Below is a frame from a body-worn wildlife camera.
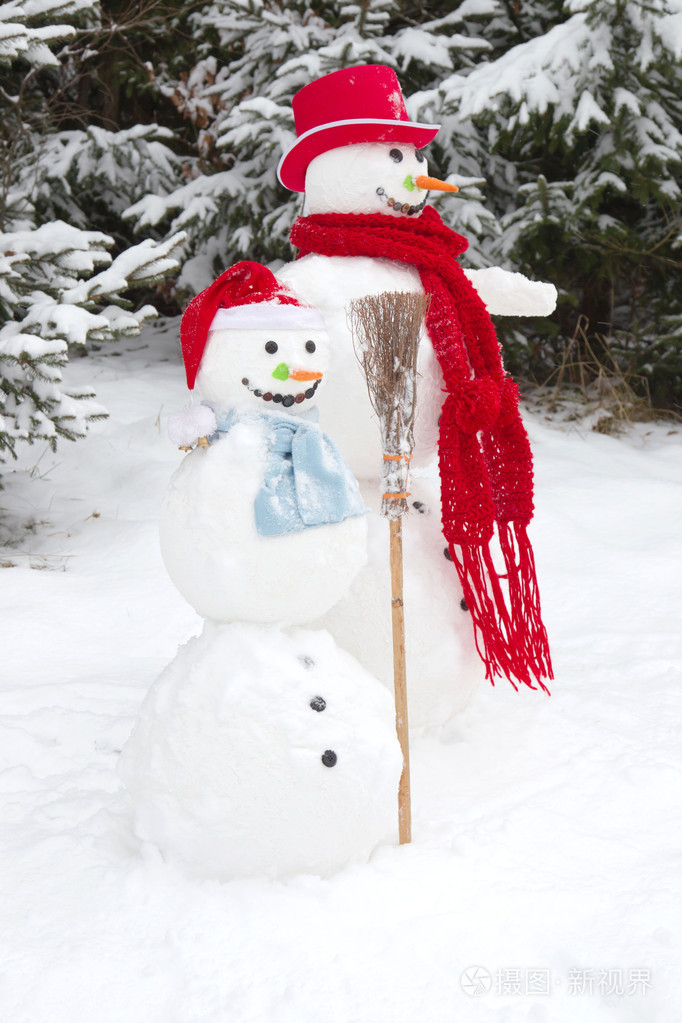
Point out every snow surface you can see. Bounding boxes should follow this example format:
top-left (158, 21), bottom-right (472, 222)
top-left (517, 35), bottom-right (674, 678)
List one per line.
top-left (1, 319), bottom-right (681, 1021)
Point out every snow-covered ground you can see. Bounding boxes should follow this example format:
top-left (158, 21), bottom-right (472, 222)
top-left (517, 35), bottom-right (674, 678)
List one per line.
top-left (1, 321), bottom-right (681, 1022)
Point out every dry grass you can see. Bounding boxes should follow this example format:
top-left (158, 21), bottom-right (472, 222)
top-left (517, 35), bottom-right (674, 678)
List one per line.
top-left (527, 316), bottom-right (681, 434)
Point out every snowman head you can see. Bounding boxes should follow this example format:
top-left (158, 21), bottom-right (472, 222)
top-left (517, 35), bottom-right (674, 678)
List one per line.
top-left (196, 324), bottom-right (329, 413)
top-left (181, 262), bottom-right (329, 412)
top-left (278, 64), bottom-right (458, 216)
top-left (304, 141), bottom-right (435, 217)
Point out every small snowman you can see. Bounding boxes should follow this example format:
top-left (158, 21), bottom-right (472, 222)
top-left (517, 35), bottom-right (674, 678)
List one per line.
top-left (159, 261), bottom-right (368, 626)
top-left (273, 65), bottom-right (554, 719)
top-left (119, 622), bottom-right (402, 881)
top-left (121, 263), bottom-right (404, 881)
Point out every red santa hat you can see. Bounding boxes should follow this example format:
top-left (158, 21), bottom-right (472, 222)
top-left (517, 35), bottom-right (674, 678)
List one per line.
top-left (278, 64), bottom-right (440, 193)
top-left (180, 261), bottom-right (326, 389)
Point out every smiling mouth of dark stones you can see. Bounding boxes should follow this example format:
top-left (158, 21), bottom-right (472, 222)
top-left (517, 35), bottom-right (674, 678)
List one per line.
top-left (241, 377), bottom-right (321, 408)
top-left (376, 188), bottom-right (427, 216)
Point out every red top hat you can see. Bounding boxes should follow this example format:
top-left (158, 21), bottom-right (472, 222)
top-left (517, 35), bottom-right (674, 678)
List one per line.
top-left (277, 64), bottom-right (440, 193)
top-left (180, 261), bottom-right (325, 389)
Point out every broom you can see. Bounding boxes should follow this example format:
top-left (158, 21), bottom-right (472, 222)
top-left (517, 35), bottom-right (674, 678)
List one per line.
top-left (347, 290), bottom-right (430, 845)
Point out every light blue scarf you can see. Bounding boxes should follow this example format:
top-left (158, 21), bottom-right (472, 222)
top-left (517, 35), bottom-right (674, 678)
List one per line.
top-left (210, 407), bottom-right (367, 537)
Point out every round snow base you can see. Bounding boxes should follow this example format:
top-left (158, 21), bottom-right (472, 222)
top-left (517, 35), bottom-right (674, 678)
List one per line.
top-left (119, 622), bottom-right (402, 881)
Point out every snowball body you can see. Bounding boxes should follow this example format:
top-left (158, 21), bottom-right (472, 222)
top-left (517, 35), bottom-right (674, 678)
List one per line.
top-left (119, 623), bottom-right (402, 881)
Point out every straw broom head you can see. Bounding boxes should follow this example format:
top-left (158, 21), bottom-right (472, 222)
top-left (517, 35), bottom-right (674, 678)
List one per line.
top-left (348, 290), bottom-right (430, 518)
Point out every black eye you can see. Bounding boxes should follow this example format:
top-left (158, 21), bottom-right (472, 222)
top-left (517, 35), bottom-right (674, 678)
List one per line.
top-left (310, 696), bottom-right (326, 712)
top-left (389, 148), bottom-right (403, 163)
top-left (321, 750), bottom-right (337, 767)
top-left (415, 149), bottom-right (425, 163)
top-left (264, 340), bottom-right (278, 354)
top-left (305, 340), bottom-right (316, 354)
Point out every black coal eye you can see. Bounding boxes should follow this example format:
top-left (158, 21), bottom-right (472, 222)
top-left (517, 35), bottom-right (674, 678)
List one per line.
top-left (310, 696), bottom-right (326, 712)
top-left (305, 340), bottom-right (316, 353)
top-left (321, 750), bottom-right (337, 767)
top-left (415, 149), bottom-right (425, 163)
top-left (264, 340), bottom-right (278, 354)
top-left (389, 148), bottom-right (403, 163)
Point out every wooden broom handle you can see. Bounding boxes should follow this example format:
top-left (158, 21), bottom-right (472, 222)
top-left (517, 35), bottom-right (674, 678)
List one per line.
top-left (390, 516), bottom-right (411, 844)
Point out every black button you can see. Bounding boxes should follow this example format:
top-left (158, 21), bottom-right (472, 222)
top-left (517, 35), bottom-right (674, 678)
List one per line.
top-left (321, 750), bottom-right (337, 768)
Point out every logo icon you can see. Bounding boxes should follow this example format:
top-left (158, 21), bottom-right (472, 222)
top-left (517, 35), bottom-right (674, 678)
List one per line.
top-left (461, 966), bottom-right (493, 997)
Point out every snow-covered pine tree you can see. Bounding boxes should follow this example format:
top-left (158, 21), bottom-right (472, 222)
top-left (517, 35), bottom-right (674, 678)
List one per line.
top-left (0, 0), bottom-right (185, 464)
top-left (425, 0), bottom-right (682, 406)
top-left (125, 0), bottom-right (494, 290)
top-left (122, 0), bottom-right (682, 407)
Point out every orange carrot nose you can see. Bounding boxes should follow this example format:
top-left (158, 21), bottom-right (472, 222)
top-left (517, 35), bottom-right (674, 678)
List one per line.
top-left (289, 369), bottom-right (323, 382)
top-left (415, 175), bottom-right (459, 193)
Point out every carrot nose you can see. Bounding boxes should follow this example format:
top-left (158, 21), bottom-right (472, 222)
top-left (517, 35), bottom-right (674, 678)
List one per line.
top-left (415, 175), bottom-right (459, 193)
top-left (289, 369), bottom-right (323, 382)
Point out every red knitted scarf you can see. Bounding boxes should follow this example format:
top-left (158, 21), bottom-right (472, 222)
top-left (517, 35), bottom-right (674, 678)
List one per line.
top-left (291, 206), bottom-right (552, 692)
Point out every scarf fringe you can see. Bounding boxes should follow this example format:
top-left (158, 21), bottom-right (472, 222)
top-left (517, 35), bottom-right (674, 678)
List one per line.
top-left (449, 522), bottom-right (553, 693)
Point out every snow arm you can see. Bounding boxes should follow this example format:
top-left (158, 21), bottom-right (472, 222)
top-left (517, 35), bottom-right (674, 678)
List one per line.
top-left (464, 267), bottom-right (557, 317)
top-left (167, 404), bottom-right (217, 449)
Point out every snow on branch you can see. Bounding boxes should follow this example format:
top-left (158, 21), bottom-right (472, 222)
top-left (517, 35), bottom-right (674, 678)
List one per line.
top-left (0, 219), bottom-right (184, 460)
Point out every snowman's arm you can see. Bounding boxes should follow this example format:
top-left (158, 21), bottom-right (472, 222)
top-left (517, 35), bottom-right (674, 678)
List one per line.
top-left (464, 267), bottom-right (557, 317)
top-left (167, 404), bottom-right (218, 449)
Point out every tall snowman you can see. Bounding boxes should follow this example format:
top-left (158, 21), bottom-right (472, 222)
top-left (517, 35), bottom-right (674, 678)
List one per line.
top-left (275, 65), bottom-right (555, 720)
top-left (120, 262), bottom-right (403, 881)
